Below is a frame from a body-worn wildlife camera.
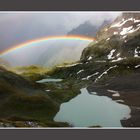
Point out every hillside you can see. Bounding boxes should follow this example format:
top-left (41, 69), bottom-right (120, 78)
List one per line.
top-left (53, 13), bottom-right (140, 79)
top-left (67, 20), bottom-right (111, 37)
top-left (0, 66), bottom-right (71, 127)
top-left (1, 12), bottom-right (140, 127)
top-left (50, 13), bottom-right (140, 127)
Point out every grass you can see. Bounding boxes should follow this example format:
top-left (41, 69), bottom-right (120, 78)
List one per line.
top-left (11, 65), bottom-right (49, 81)
top-left (11, 63), bottom-right (78, 81)
top-left (2, 56), bottom-right (140, 127)
top-left (0, 66), bottom-right (87, 127)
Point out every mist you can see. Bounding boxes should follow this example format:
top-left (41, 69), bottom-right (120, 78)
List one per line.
top-left (1, 39), bottom-right (92, 67)
top-left (0, 12), bottom-right (122, 67)
top-left (0, 12), bottom-right (121, 52)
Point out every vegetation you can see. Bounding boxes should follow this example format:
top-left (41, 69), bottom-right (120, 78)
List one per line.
top-left (11, 65), bottom-right (49, 81)
top-left (1, 13), bottom-right (140, 127)
top-left (0, 66), bottom-right (87, 127)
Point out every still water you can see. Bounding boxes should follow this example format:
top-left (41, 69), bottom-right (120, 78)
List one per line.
top-left (54, 88), bottom-right (131, 127)
top-left (36, 78), bottom-right (63, 83)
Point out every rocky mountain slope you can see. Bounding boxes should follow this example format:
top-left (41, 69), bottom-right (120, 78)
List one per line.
top-left (53, 13), bottom-right (140, 87)
top-left (67, 20), bottom-right (111, 37)
top-left (81, 13), bottom-right (140, 62)
top-left (0, 65), bottom-right (83, 127)
top-left (96, 13), bottom-right (140, 41)
top-left (0, 66), bottom-right (71, 127)
top-left (51, 13), bottom-right (140, 127)
top-left (1, 12), bottom-right (140, 127)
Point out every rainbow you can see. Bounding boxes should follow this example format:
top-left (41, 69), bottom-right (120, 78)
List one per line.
top-left (0, 35), bottom-right (95, 56)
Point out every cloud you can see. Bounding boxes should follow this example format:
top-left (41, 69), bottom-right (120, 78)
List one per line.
top-left (1, 39), bottom-right (91, 67)
top-left (67, 12), bottom-right (121, 27)
top-left (0, 12), bottom-right (121, 52)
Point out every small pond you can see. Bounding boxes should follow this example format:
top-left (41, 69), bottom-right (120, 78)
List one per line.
top-left (54, 88), bottom-right (131, 127)
top-left (36, 78), bottom-right (63, 83)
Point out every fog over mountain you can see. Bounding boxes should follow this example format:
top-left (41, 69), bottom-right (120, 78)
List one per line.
top-left (1, 39), bottom-right (91, 67)
top-left (0, 12), bottom-right (121, 67)
top-left (67, 20), bottom-right (111, 37)
top-left (0, 12), bottom-right (121, 52)
top-left (1, 12), bottom-right (140, 128)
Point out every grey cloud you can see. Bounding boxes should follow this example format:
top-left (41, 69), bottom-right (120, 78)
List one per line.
top-left (0, 12), bottom-right (121, 52)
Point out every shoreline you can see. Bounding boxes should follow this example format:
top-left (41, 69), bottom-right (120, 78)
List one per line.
top-left (87, 76), bottom-right (140, 127)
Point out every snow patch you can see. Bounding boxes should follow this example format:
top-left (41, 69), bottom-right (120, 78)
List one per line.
top-left (127, 26), bottom-right (140, 34)
top-left (105, 28), bottom-right (108, 31)
top-left (120, 25), bottom-right (140, 35)
top-left (95, 65), bottom-right (118, 82)
top-left (90, 92), bottom-right (97, 95)
top-left (46, 90), bottom-right (51, 92)
top-left (107, 49), bottom-right (116, 60)
top-left (134, 46), bottom-right (140, 57)
top-left (88, 56), bottom-right (92, 61)
top-left (95, 60), bottom-right (106, 63)
top-left (137, 24), bottom-right (140, 27)
top-left (134, 19), bottom-right (140, 23)
top-left (116, 53), bottom-right (121, 57)
top-left (107, 89), bottom-right (120, 97)
top-left (77, 69), bottom-right (84, 74)
top-left (113, 32), bottom-right (118, 35)
top-left (135, 65), bottom-right (140, 68)
top-left (111, 57), bottom-right (126, 62)
top-left (82, 72), bottom-right (99, 80)
top-left (116, 100), bottom-right (124, 103)
top-left (122, 35), bottom-right (127, 39)
top-left (65, 63), bottom-right (82, 67)
top-left (120, 26), bottom-right (133, 35)
top-left (111, 18), bottom-right (137, 28)
top-left (81, 78), bottom-right (87, 80)
top-left (106, 38), bottom-right (110, 41)
top-left (112, 93), bottom-right (120, 97)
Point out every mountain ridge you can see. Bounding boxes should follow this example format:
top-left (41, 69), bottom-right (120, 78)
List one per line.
top-left (67, 20), bottom-right (111, 37)
top-left (1, 12), bottom-right (140, 127)
top-left (49, 13), bottom-right (140, 127)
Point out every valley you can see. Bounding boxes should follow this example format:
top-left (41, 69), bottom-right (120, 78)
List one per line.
top-left (0, 12), bottom-right (140, 127)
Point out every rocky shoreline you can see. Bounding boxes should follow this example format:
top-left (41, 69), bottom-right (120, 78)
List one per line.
top-left (87, 73), bottom-right (140, 127)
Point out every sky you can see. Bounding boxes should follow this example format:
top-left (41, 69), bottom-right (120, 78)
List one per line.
top-left (0, 12), bottom-right (121, 53)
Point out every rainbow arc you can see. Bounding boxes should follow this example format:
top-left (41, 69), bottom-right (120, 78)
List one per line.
top-left (0, 35), bottom-right (95, 56)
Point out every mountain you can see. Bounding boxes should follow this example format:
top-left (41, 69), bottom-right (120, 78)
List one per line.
top-left (0, 66), bottom-right (71, 127)
top-left (0, 65), bottom-right (81, 127)
top-left (96, 13), bottom-right (140, 41)
top-left (51, 13), bottom-right (140, 127)
top-left (1, 12), bottom-right (140, 127)
top-left (52, 13), bottom-right (140, 79)
top-left (67, 20), bottom-right (111, 37)
top-left (1, 20), bottom-right (112, 67)
top-left (81, 13), bottom-right (140, 62)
